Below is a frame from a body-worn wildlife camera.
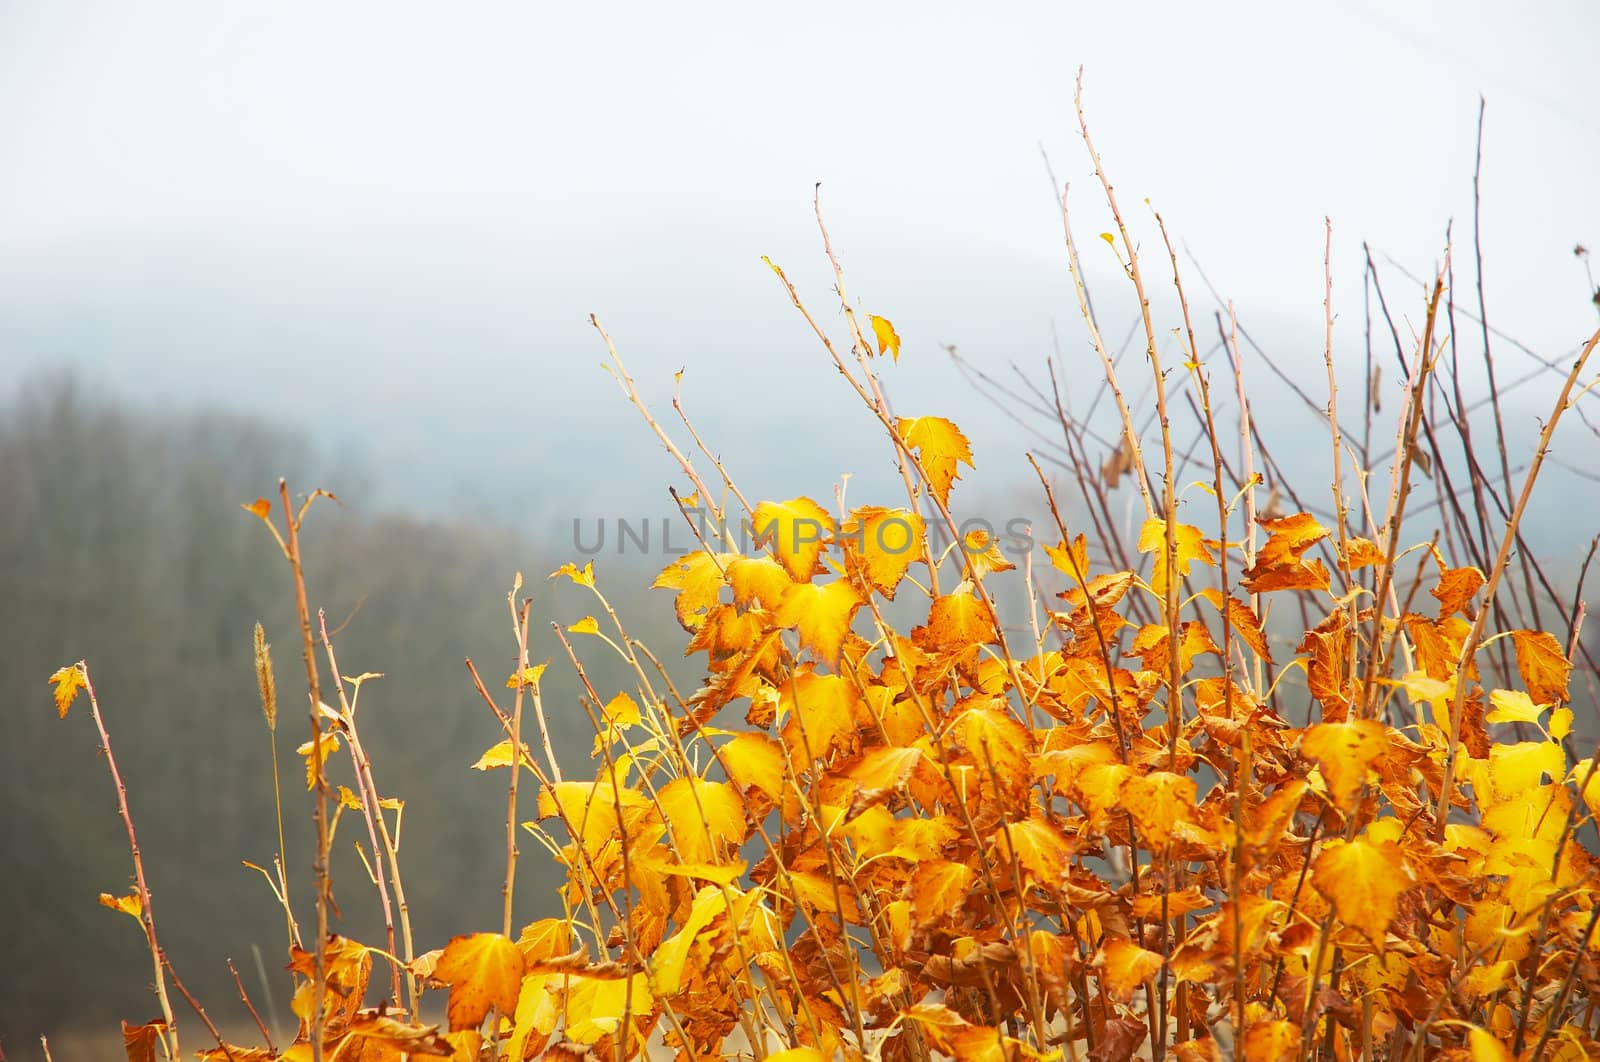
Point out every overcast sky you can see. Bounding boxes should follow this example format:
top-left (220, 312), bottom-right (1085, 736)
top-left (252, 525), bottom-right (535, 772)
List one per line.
top-left (1, 1), bottom-right (1596, 527)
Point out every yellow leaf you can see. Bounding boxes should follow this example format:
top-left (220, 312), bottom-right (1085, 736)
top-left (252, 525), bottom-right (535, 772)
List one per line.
top-left (296, 731), bottom-right (342, 789)
top-left (1486, 740), bottom-right (1565, 803)
top-left (896, 416), bottom-right (974, 507)
top-left (568, 616), bottom-right (601, 635)
top-left (847, 745), bottom-right (924, 795)
top-left (839, 506), bottom-right (925, 597)
top-left (49, 663), bottom-right (85, 718)
top-left (720, 732), bottom-right (788, 800)
top-left (1313, 837), bottom-right (1412, 945)
top-left (1121, 771), bottom-right (1198, 848)
top-left (653, 550), bottom-right (730, 631)
top-left (753, 497), bottom-right (835, 582)
top-left (562, 971), bottom-right (653, 1044)
top-left (725, 555), bottom-right (794, 611)
top-left (471, 741), bottom-right (516, 771)
top-left (505, 664), bottom-right (548, 690)
top-left (242, 497), bottom-right (273, 520)
top-left (1136, 519), bottom-right (1216, 596)
top-left (656, 776), bottom-right (746, 864)
top-left (99, 890), bottom-right (143, 920)
top-left (652, 886), bottom-right (734, 996)
top-left (550, 561), bottom-right (595, 587)
top-left (996, 815), bottom-right (1076, 889)
top-left (434, 932), bottom-right (525, 1031)
top-left (1467, 1026), bottom-right (1512, 1062)
top-left (1486, 688), bottom-right (1546, 726)
top-left (921, 589), bottom-right (996, 653)
top-left (868, 314), bottom-right (902, 361)
top-left (1300, 719), bottom-right (1387, 811)
top-left (777, 578), bottom-right (862, 666)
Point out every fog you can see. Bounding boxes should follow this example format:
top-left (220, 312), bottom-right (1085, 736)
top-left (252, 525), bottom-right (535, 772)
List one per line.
top-left (2, 1), bottom-right (1598, 1051)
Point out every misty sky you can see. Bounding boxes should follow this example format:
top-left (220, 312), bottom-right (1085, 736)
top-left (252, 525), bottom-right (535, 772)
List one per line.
top-left (1, 1), bottom-right (1597, 533)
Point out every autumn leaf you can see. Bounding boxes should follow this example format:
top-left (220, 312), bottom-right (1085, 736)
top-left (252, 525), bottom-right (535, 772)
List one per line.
top-left (471, 741), bottom-right (517, 771)
top-left (839, 506), bottom-right (925, 597)
top-left (1241, 1021), bottom-right (1300, 1062)
top-left (1313, 837), bottom-right (1412, 945)
top-left (1095, 936), bottom-right (1164, 1002)
top-left (726, 555), bottom-right (794, 611)
top-left (656, 775), bottom-right (746, 863)
top-left (868, 314), bottom-right (902, 361)
top-left (1120, 771), bottom-right (1198, 848)
top-left (910, 859), bottom-right (976, 923)
top-left (753, 497), bottom-right (835, 582)
top-left (920, 588), bottom-right (996, 653)
top-left (1486, 688), bottom-right (1546, 726)
top-left (49, 663), bottom-right (85, 718)
top-left (1300, 719), bottom-right (1387, 811)
top-left (99, 890), bottom-right (143, 921)
top-left (896, 416), bottom-right (974, 507)
top-left (1199, 589), bottom-right (1272, 664)
top-left (550, 561), bottom-right (596, 588)
top-left (123, 1020), bottom-right (168, 1062)
top-left (1511, 629), bottom-right (1571, 705)
top-left (653, 550), bottom-right (729, 631)
top-left (506, 663), bottom-right (548, 690)
top-left (720, 732), bottom-right (788, 800)
top-left (1136, 518), bottom-right (1215, 596)
top-left (776, 578), bottom-right (862, 666)
top-left (296, 731), bottom-right (342, 789)
top-left (434, 932), bottom-right (526, 1031)
top-left (995, 815), bottom-right (1076, 890)
top-left (1242, 511), bottom-right (1330, 593)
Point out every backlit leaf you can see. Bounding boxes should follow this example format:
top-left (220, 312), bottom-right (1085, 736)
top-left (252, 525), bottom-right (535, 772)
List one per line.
top-left (49, 663), bottom-right (84, 718)
top-left (434, 932), bottom-right (525, 1031)
top-left (896, 416), bottom-right (974, 508)
top-left (753, 497), bottom-right (835, 582)
top-left (1301, 719), bottom-right (1387, 811)
top-left (1313, 837), bottom-right (1412, 945)
top-left (869, 314), bottom-right (902, 361)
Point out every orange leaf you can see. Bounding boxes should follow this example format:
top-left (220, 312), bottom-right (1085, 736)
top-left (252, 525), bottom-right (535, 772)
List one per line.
top-left (896, 416), bottom-right (974, 508)
top-left (1241, 1020), bottom-right (1300, 1062)
top-left (1242, 512), bottom-right (1330, 593)
top-left (726, 555), bottom-right (794, 611)
top-left (839, 506), bottom-right (926, 597)
top-left (910, 859), bottom-right (976, 923)
top-left (776, 578), bottom-right (862, 666)
top-left (434, 932), bottom-right (526, 1031)
top-left (753, 497), bottom-right (835, 582)
top-left (921, 590), bottom-right (996, 653)
top-left (1095, 936), bottom-right (1163, 1002)
top-left (1300, 719), bottom-right (1387, 811)
top-left (721, 732), bottom-right (788, 800)
top-left (1511, 629), bottom-right (1571, 705)
top-left (99, 890), bottom-right (143, 921)
top-left (123, 1020), bottom-right (168, 1062)
top-left (1120, 771), bottom-right (1198, 848)
top-left (653, 550), bottom-right (729, 631)
top-left (1312, 837), bottom-right (1412, 945)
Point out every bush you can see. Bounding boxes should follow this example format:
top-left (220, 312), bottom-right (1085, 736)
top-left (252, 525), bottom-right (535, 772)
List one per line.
top-left (47, 87), bottom-right (1600, 1062)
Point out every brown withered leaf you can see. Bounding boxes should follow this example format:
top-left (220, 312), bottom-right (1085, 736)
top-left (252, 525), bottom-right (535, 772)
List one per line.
top-left (123, 1020), bottom-right (168, 1062)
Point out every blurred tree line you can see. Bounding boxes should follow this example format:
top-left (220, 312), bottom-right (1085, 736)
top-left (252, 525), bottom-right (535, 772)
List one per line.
top-left (0, 374), bottom-right (686, 1048)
